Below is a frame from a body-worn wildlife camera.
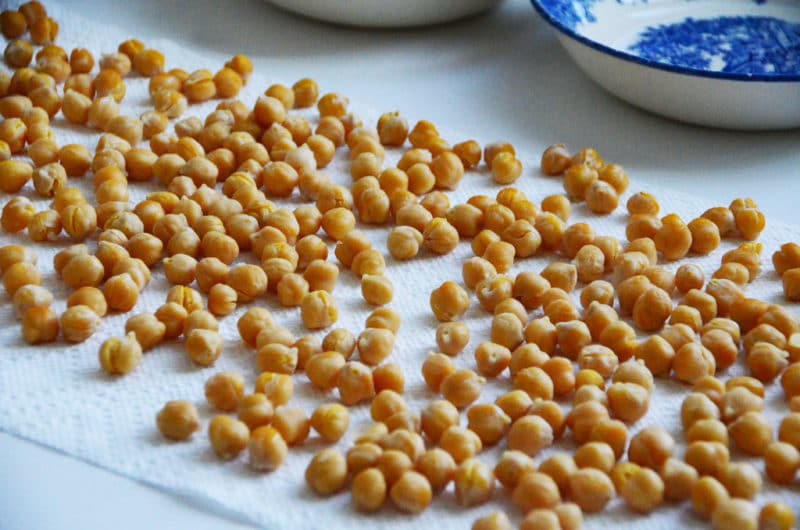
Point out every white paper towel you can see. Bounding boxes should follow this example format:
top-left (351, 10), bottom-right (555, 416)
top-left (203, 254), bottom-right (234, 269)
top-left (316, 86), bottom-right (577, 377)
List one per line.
top-left (0, 2), bottom-right (798, 529)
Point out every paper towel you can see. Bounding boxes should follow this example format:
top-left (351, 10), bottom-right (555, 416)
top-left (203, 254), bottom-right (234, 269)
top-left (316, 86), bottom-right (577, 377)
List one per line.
top-left (0, 2), bottom-right (798, 529)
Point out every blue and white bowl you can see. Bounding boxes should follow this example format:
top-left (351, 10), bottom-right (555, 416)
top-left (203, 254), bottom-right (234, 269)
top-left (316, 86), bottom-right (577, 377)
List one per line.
top-left (531, 0), bottom-right (800, 130)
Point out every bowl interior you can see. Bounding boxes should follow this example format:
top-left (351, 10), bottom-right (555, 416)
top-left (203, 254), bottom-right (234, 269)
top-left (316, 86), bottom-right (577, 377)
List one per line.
top-left (532, 0), bottom-right (800, 80)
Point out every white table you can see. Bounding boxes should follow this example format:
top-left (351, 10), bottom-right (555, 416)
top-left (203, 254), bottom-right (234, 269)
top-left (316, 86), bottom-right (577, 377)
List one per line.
top-left (2, 1), bottom-right (799, 528)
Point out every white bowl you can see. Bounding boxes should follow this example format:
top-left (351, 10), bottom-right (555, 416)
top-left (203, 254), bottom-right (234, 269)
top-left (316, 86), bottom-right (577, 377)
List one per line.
top-left (267, 0), bottom-right (503, 28)
top-left (532, 0), bottom-right (800, 130)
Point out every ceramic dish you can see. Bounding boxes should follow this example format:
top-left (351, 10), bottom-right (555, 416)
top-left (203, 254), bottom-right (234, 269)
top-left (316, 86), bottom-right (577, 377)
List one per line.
top-left (267, 0), bottom-right (503, 28)
top-left (531, 0), bottom-right (800, 130)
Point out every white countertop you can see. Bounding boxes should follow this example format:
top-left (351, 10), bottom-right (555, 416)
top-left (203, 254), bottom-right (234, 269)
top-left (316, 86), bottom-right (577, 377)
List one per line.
top-left (1, 1), bottom-right (799, 529)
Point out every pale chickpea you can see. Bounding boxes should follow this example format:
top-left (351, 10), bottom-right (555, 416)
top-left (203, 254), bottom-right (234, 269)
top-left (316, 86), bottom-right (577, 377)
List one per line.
top-left (440, 368), bottom-right (484, 409)
top-left (758, 502), bottom-right (796, 530)
top-left (389, 471), bottom-right (432, 513)
top-left (454, 458), bottom-right (495, 506)
top-left (156, 400), bottom-right (200, 441)
top-left (505, 414), bottom-right (553, 457)
top-left (436, 321), bottom-right (470, 356)
top-left (568, 468), bottom-right (615, 512)
top-left (510, 471), bottom-right (561, 515)
top-left (207, 415), bottom-right (249, 460)
top-left (248, 426), bottom-right (287, 472)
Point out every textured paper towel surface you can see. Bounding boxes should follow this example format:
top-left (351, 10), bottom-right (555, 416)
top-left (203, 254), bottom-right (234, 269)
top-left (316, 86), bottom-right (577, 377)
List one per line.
top-left (0, 2), bottom-right (798, 529)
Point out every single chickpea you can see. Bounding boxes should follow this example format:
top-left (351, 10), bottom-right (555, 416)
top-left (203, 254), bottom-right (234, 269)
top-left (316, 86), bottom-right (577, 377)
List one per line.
top-left (184, 329), bottom-right (223, 367)
top-left (97, 331), bottom-right (143, 375)
top-left (540, 143), bottom-right (571, 175)
top-left (12, 284), bottom-right (52, 320)
top-left (387, 471), bottom-right (431, 513)
top-left (2, 260), bottom-right (41, 297)
top-left (199, 372), bottom-right (246, 414)
top-left (207, 415), bottom-right (249, 460)
top-left (511, 471), bottom-right (561, 514)
top-left (1, 196), bottom-right (35, 234)
top-left (361, 274), bottom-right (393, 306)
top-left (233, 393), bottom-right (273, 432)
top-left (20, 305), bottom-right (58, 344)
top-left (247, 425), bottom-right (287, 472)
top-left (305, 351), bottom-right (346, 391)
top-left (436, 321), bottom-right (470, 356)
top-left (764, 440), bottom-right (800, 484)
top-left (422, 217), bottom-right (459, 255)
top-left (123, 312), bottom-right (165, 352)
top-left (156, 400), bottom-right (200, 441)
top-left (439, 368), bottom-right (484, 409)
top-left (353, 327), bottom-right (393, 366)
top-left (429, 281), bottom-right (469, 322)
top-left (453, 458), bottom-right (495, 507)
top-left (563, 164), bottom-right (598, 202)
top-left (556, 320), bottom-right (592, 359)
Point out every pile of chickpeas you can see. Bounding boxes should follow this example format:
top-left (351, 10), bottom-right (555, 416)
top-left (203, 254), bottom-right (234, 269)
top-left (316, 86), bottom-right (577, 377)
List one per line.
top-left (0, 2), bottom-right (798, 529)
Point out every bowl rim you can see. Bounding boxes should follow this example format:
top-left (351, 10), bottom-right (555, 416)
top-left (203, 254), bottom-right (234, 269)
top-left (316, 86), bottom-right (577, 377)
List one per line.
top-left (530, 0), bottom-right (800, 83)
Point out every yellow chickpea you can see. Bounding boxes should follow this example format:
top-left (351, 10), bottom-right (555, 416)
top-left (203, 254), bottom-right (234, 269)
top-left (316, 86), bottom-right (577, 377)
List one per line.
top-left (156, 400), bottom-right (200, 441)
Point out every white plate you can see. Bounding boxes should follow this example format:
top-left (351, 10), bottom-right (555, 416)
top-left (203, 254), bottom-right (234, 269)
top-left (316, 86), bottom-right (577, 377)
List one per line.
top-left (532, 0), bottom-right (800, 130)
top-left (267, 0), bottom-right (503, 28)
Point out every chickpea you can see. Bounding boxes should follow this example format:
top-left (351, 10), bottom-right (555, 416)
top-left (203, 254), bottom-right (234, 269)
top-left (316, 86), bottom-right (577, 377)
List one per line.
top-left (403, 395), bottom-right (451, 442)
top-left (428, 280), bottom-right (468, 322)
top-left (298, 290), bottom-right (337, 330)
top-left (512, 471), bottom-right (561, 514)
top-left (607, 382), bottom-right (650, 423)
top-left (156, 400), bottom-right (200, 441)
top-left (20, 305), bottom-right (58, 344)
top-left (698, 208), bottom-right (734, 239)
top-left (680, 397), bottom-right (721, 441)
top-left (12, 284), bottom-right (52, 320)
top-left (96, 331), bottom-right (143, 375)
top-left (437, 368), bottom-right (483, 409)
top-left (2, 259), bottom-right (41, 300)
top-left (582, 301), bottom-right (618, 341)
top-left (231, 393), bottom-right (274, 433)
top-left (422, 217), bottom-right (459, 255)
top-left (556, 320), bottom-right (592, 359)
top-left (609, 465), bottom-right (660, 515)
top-left (462, 257), bottom-right (496, 290)
top-left (655, 457), bottom-right (697, 503)
top-left (2, 196), bottom-right (35, 233)
top-left (759, 502), bottom-right (796, 530)
top-left (206, 415), bottom-right (249, 461)
top-left (566, 400), bottom-right (611, 444)
top-left (585, 180), bottom-right (619, 214)
top-left (491, 152), bottom-right (521, 185)
top-left (563, 163), bottom-right (598, 201)
top-left (763, 440), bottom-right (800, 484)
top-left (568, 468), bottom-right (615, 512)
top-left (466, 403), bottom-right (511, 446)
top-left (454, 458), bottom-right (495, 506)
top-left (472, 512), bottom-right (513, 530)
top-left (687, 475), bottom-right (731, 520)
top-left (433, 321), bottom-right (468, 356)
top-left (505, 414), bottom-right (553, 456)
top-left (246, 425), bottom-right (287, 472)
top-left (389, 471), bottom-right (432, 513)
top-left (305, 351), bottom-right (346, 391)
top-left (782, 362), bottom-right (800, 398)
top-left (612, 359), bottom-right (654, 392)
top-left (684, 440), bottom-right (730, 481)
top-left (710, 499), bottom-right (758, 530)
top-left (718, 462), bottom-right (761, 500)
top-left (196, 372), bottom-right (245, 415)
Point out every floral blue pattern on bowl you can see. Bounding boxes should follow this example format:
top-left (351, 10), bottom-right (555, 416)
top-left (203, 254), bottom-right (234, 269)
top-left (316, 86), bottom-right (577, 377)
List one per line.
top-left (630, 16), bottom-right (799, 75)
top-left (531, 0), bottom-right (800, 81)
